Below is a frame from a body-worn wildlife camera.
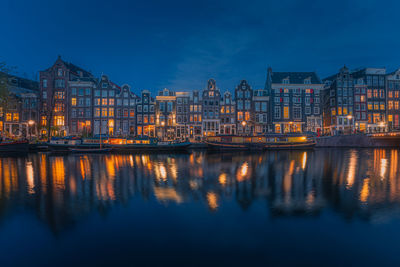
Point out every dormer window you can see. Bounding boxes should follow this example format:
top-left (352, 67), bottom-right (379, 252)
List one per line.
top-left (283, 78), bottom-right (289, 84)
top-left (57, 68), bottom-right (63, 77)
top-left (304, 78), bottom-right (311, 84)
top-left (396, 74), bottom-right (400, 80)
top-left (102, 83), bottom-right (108, 88)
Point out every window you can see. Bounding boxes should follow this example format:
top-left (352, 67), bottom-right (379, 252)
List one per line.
top-left (109, 108), bottom-right (114, 117)
top-left (102, 90), bottom-right (107, 97)
top-left (102, 98), bottom-right (108, 106)
top-left (43, 79), bottom-right (48, 88)
top-left (314, 107), bottom-right (320, 114)
top-left (293, 107), bottom-right (301, 119)
top-left (57, 68), bottom-right (63, 76)
top-left (95, 108), bottom-right (100, 117)
top-left (71, 97), bottom-right (77, 106)
top-left (12, 113), bottom-right (19, 121)
top-left (86, 98), bottom-right (91, 106)
top-left (54, 116), bottom-right (64, 126)
top-left (261, 102), bottom-right (267, 112)
top-left (109, 99), bottom-right (114, 106)
top-left (95, 90), bottom-right (100, 97)
top-left (109, 90), bottom-right (115, 97)
top-left (71, 88), bottom-right (77, 95)
top-left (78, 88), bottom-right (84, 96)
top-left (274, 106), bottom-right (281, 119)
top-left (42, 91), bottom-right (47, 99)
top-left (85, 88), bottom-right (91, 95)
top-left (99, 108), bottom-right (107, 117)
top-left (55, 79), bottom-right (65, 88)
top-left (130, 109), bottom-right (135, 117)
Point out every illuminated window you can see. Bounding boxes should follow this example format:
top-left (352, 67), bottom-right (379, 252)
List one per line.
top-left (109, 99), bottom-right (114, 106)
top-left (283, 106), bottom-right (289, 119)
top-left (389, 91), bottom-right (393, 98)
top-left (94, 108), bottom-right (100, 117)
top-left (331, 108), bottom-right (336, 116)
top-left (245, 112), bottom-right (250, 121)
top-left (143, 116), bottom-right (148, 123)
top-left (198, 115), bottom-right (202, 122)
top-left (41, 116), bottom-right (47, 126)
top-left (338, 107), bottom-right (342, 115)
top-left (380, 103), bottom-right (385, 110)
top-left (130, 109), bottom-right (135, 117)
top-left (101, 108), bottom-right (107, 117)
top-left (343, 107), bottom-right (348, 115)
top-left (108, 119), bottom-right (114, 127)
top-left (71, 97), bottom-right (77, 106)
top-left (108, 108), bottom-right (114, 117)
top-left (6, 113), bottom-right (12, 121)
top-left (395, 101), bottom-right (399, 110)
top-left (220, 106), bottom-right (225, 113)
top-left (388, 115), bottom-right (393, 122)
top-left (94, 98), bottom-right (100, 106)
top-left (237, 112), bottom-right (243, 120)
top-left (389, 101), bottom-right (393, 110)
top-left (368, 103), bottom-right (373, 110)
top-left (54, 116), bottom-right (64, 126)
top-left (124, 109), bottom-right (128, 118)
top-left (13, 113), bottom-right (19, 121)
top-left (102, 98), bottom-right (108, 105)
top-left (367, 90), bottom-right (372, 98)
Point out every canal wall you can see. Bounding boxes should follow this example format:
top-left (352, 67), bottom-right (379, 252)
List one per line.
top-left (316, 135), bottom-right (378, 148)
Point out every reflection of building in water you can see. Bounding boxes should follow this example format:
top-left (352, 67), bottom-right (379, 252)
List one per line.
top-left (0, 149), bottom-right (400, 233)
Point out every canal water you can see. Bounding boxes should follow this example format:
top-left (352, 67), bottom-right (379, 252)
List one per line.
top-left (0, 149), bottom-right (399, 266)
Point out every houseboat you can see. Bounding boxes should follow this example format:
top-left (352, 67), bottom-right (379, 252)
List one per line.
top-left (205, 134), bottom-right (316, 150)
top-left (0, 140), bottom-right (29, 154)
top-left (109, 136), bottom-right (191, 152)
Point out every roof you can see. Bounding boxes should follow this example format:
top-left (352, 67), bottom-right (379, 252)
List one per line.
top-left (270, 72), bottom-right (321, 84)
top-left (0, 71), bottom-right (39, 91)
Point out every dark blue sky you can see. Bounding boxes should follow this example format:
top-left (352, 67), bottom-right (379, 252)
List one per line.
top-left (1, 0), bottom-right (400, 92)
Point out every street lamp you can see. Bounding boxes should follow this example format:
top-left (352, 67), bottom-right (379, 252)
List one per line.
top-left (161, 121), bottom-right (165, 140)
top-left (28, 120), bottom-right (35, 140)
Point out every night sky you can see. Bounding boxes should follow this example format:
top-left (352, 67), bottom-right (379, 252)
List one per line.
top-left (1, 0), bottom-right (399, 92)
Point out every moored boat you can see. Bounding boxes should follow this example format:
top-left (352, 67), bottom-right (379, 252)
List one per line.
top-left (109, 137), bottom-right (191, 152)
top-left (0, 140), bottom-right (29, 154)
top-left (205, 134), bottom-right (316, 150)
top-left (264, 134), bottom-right (316, 149)
top-left (205, 136), bottom-right (265, 150)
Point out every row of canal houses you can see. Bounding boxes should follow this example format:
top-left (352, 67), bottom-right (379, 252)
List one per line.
top-left (1, 56), bottom-right (400, 139)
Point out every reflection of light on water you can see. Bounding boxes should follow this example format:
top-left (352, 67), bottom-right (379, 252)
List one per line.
top-left (160, 164), bottom-right (167, 180)
top-left (189, 180), bottom-right (199, 190)
top-left (302, 152), bottom-right (307, 170)
top-left (129, 155), bottom-right (134, 167)
top-left (170, 162), bottom-right (178, 181)
top-left (154, 187), bottom-right (183, 203)
top-left (52, 158), bottom-right (65, 190)
top-left (283, 160), bottom-right (295, 195)
top-left (207, 192), bottom-right (218, 211)
top-left (346, 150), bottom-right (357, 189)
top-left (380, 158), bottom-right (388, 179)
top-left (360, 178), bottom-right (370, 203)
top-left (26, 161), bottom-right (35, 194)
top-left (237, 162), bottom-right (249, 182)
top-left (219, 173), bottom-right (227, 186)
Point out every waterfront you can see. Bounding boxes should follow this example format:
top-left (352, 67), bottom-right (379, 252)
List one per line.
top-left (0, 149), bottom-right (400, 266)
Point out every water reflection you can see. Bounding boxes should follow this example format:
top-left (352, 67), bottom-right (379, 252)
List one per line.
top-left (0, 149), bottom-right (400, 233)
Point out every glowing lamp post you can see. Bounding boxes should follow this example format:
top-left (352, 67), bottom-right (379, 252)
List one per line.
top-left (28, 120), bottom-right (35, 140)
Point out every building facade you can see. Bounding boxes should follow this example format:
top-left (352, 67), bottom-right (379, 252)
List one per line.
top-left (266, 68), bottom-right (323, 133)
top-left (155, 88), bottom-right (176, 140)
top-left (176, 91), bottom-right (190, 139)
top-left (386, 68), bottom-right (400, 130)
top-left (202, 79), bottom-right (221, 136)
top-left (115, 84), bottom-right (137, 136)
top-left (188, 90), bottom-right (202, 140)
top-left (39, 56), bottom-right (95, 137)
top-left (0, 72), bottom-right (39, 137)
top-left (220, 91), bottom-right (236, 135)
top-left (235, 80), bottom-right (253, 135)
top-left (352, 68), bottom-right (387, 132)
top-left (253, 89), bottom-right (269, 134)
top-left (136, 90), bottom-right (155, 137)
